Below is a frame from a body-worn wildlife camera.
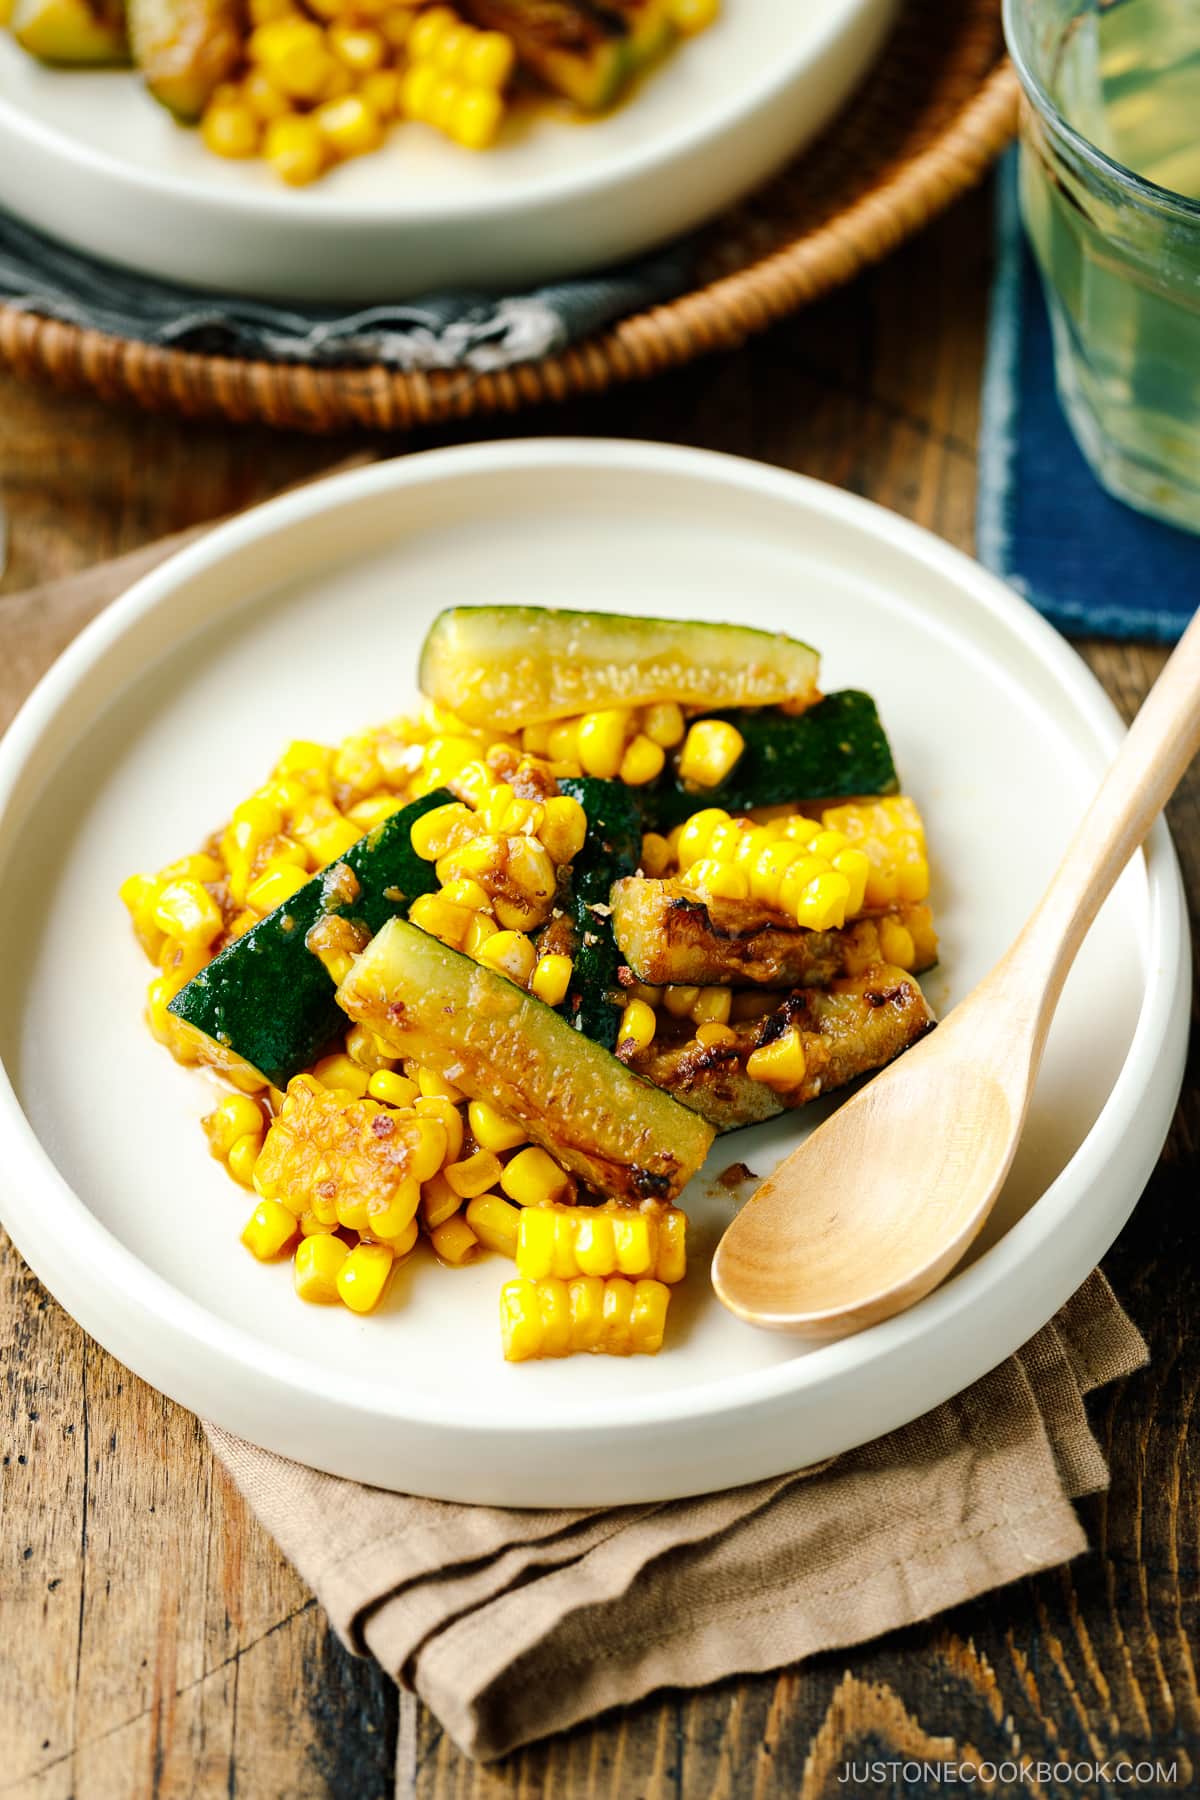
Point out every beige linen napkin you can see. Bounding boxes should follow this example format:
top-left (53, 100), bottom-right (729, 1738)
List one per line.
top-left (0, 525), bottom-right (1149, 1765)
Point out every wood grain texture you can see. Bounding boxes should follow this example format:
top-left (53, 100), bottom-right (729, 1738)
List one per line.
top-left (2, 184), bottom-right (1197, 1800)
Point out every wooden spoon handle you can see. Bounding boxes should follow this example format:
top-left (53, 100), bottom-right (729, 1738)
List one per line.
top-left (1017, 604), bottom-right (1200, 1010)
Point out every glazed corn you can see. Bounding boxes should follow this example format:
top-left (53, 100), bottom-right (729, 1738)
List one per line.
top-left (664, 798), bottom-right (931, 932)
top-left (516, 1202), bottom-right (687, 1284)
top-left (500, 1276), bottom-right (672, 1360)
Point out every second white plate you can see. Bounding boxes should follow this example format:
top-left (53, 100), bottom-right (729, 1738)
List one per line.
top-left (0, 441), bottom-right (1187, 1504)
top-left (0, 0), bottom-right (895, 300)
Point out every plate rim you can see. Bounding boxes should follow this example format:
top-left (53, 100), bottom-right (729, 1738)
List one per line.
top-left (0, 440), bottom-right (1187, 1465)
top-left (0, 0), bottom-right (881, 226)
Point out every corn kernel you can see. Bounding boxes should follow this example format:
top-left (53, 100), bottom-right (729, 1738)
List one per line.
top-left (461, 27), bottom-right (513, 86)
top-left (439, 876), bottom-right (489, 910)
top-left (619, 733), bottom-right (666, 786)
top-left (642, 701), bottom-right (686, 748)
top-left (577, 709), bottom-right (630, 779)
top-left (599, 1277), bottom-right (635, 1354)
top-left (793, 870), bottom-right (851, 932)
top-left (365, 1175), bottom-right (421, 1242)
top-left (430, 1215), bottom-right (479, 1265)
top-left (500, 1277), bottom-right (544, 1361)
top-left (695, 1021), bottom-right (737, 1048)
top-left (500, 1145), bottom-right (569, 1208)
top-left (877, 916), bottom-right (917, 970)
top-left (539, 795), bottom-right (587, 865)
top-left (264, 114), bottom-right (327, 184)
top-left (639, 832), bottom-right (672, 877)
top-left (407, 1), bottom-right (455, 59)
top-left (379, 2), bottom-right (414, 46)
top-left (421, 1168), bottom-right (462, 1229)
top-left (410, 801), bottom-right (478, 862)
top-left (253, 19), bottom-right (335, 101)
top-left (203, 1094), bottom-right (265, 1159)
top-left (359, 67), bottom-right (401, 118)
top-left (417, 1066), bottom-right (465, 1104)
top-left (201, 100), bottom-right (260, 158)
top-left (153, 878), bottom-right (223, 949)
top-left (617, 998), bottom-right (656, 1054)
top-left (567, 1274), bottom-right (605, 1350)
top-left (530, 953), bottom-right (572, 1007)
top-left (243, 66), bottom-right (291, 120)
top-left (465, 1192), bottom-right (521, 1256)
top-left (158, 852), bottom-right (226, 885)
top-left (505, 835), bottom-right (556, 903)
top-left (629, 1279), bottom-right (671, 1353)
top-left (293, 1233), bottom-right (350, 1302)
top-left (746, 1026), bottom-right (808, 1091)
top-left (344, 1023), bottom-right (396, 1072)
top-left (778, 854), bottom-right (828, 918)
top-left (447, 84), bottom-right (503, 149)
top-left (671, 0), bottom-right (720, 30)
top-left (408, 890), bottom-right (472, 949)
top-left (367, 1070), bottom-right (419, 1107)
top-left (337, 1241), bottom-right (395, 1313)
top-left (298, 814), bottom-right (362, 866)
top-left (241, 1198), bottom-right (298, 1260)
top-left (299, 1208), bottom-right (338, 1236)
top-left (464, 912), bottom-right (499, 954)
top-left (329, 21), bottom-right (385, 69)
top-left (662, 984), bottom-right (701, 1017)
top-left (677, 720), bottom-right (745, 788)
top-left (670, 0), bottom-right (720, 31)
top-left (467, 1100), bottom-right (526, 1152)
top-left (476, 928), bottom-right (536, 986)
top-left (414, 1094), bottom-right (464, 1162)
top-left (312, 1053), bottom-right (370, 1099)
top-left (247, 861), bottom-right (310, 913)
top-left (546, 720), bottom-right (580, 763)
top-left (248, 0), bottom-right (292, 23)
top-left (228, 1133), bottom-right (262, 1187)
top-left (681, 858), bottom-right (750, 902)
top-left (833, 848), bottom-right (871, 917)
top-left (444, 1148), bottom-right (503, 1199)
top-left (693, 986), bottom-right (732, 1025)
top-left (676, 807), bottom-right (729, 868)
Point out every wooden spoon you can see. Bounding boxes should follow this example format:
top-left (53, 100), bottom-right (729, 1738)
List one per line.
top-left (712, 607), bottom-right (1200, 1341)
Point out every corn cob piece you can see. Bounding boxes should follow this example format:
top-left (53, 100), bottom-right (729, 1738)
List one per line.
top-left (500, 1275), bottom-right (671, 1359)
top-left (516, 1200), bottom-right (686, 1283)
top-left (611, 878), bottom-right (938, 988)
top-left (663, 799), bottom-right (931, 935)
top-left (252, 1073), bottom-right (445, 1242)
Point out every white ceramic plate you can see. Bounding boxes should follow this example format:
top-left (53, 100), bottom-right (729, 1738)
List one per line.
top-left (0, 0), bottom-right (896, 301)
top-left (0, 442), bottom-right (1188, 1506)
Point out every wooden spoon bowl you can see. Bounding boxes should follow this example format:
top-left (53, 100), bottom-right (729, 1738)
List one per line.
top-left (713, 605), bottom-right (1200, 1342)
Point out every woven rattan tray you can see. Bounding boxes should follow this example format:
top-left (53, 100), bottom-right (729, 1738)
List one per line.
top-left (0, 0), bottom-right (1017, 434)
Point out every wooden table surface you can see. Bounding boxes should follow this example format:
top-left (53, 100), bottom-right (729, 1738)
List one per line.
top-left (2, 181), bottom-right (1197, 1800)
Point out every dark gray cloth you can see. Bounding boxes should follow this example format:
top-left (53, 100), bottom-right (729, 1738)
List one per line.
top-left (0, 207), bottom-right (696, 370)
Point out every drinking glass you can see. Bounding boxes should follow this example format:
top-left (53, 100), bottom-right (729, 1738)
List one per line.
top-left (1004, 0), bottom-right (1200, 532)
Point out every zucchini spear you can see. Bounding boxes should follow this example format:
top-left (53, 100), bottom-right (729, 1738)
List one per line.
top-left (126, 0), bottom-right (241, 118)
top-left (10, 0), bottom-right (128, 63)
top-left (337, 917), bottom-right (715, 1203)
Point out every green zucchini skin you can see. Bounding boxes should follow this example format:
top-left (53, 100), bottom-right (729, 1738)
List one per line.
top-left (418, 605), bottom-right (821, 729)
top-left (168, 789), bottom-right (453, 1089)
top-left (555, 777), bottom-right (640, 1049)
top-left (337, 917), bottom-right (714, 1203)
top-left (641, 691), bottom-right (899, 832)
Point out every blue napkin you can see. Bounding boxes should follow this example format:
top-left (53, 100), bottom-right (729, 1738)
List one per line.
top-left (976, 154), bottom-right (1197, 643)
top-left (0, 206), bottom-right (694, 373)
